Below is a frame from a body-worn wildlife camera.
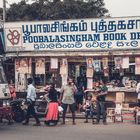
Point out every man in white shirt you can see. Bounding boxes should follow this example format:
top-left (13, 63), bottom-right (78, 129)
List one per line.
top-left (23, 78), bottom-right (40, 126)
top-left (136, 81), bottom-right (140, 107)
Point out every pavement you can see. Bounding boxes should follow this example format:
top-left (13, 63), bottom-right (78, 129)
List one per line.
top-left (0, 119), bottom-right (140, 140)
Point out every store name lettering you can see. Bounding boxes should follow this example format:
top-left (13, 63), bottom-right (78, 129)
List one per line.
top-left (33, 40), bottom-right (138, 50)
top-left (20, 18), bottom-right (140, 50)
top-left (22, 19), bottom-right (140, 34)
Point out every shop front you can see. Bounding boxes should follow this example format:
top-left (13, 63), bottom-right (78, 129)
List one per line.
top-left (3, 16), bottom-right (140, 106)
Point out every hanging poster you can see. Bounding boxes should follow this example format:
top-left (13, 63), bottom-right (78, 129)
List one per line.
top-left (15, 73), bottom-right (26, 92)
top-left (93, 60), bottom-right (101, 72)
top-left (135, 57), bottom-right (140, 75)
top-left (103, 68), bottom-right (109, 77)
top-left (102, 57), bottom-right (109, 77)
top-left (122, 57), bottom-right (129, 69)
top-left (86, 68), bottom-right (94, 78)
top-left (35, 58), bottom-right (45, 74)
top-left (19, 58), bottom-right (29, 74)
top-left (16, 58), bottom-right (32, 74)
top-left (102, 57), bottom-right (108, 69)
top-left (86, 58), bottom-right (93, 68)
top-left (114, 57), bottom-right (123, 69)
top-left (60, 58), bottom-right (68, 75)
top-left (51, 58), bottom-right (58, 69)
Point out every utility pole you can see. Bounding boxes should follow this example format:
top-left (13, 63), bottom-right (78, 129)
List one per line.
top-left (3, 0), bottom-right (6, 22)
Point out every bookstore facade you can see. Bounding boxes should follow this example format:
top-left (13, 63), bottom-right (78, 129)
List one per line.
top-left (3, 16), bottom-right (140, 104)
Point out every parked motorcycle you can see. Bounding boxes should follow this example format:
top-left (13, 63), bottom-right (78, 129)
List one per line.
top-left (10, 99), bottom-right (26, 123)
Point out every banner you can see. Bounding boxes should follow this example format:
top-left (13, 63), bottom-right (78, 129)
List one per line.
top-left (35, 58), bottom-right (45, 74)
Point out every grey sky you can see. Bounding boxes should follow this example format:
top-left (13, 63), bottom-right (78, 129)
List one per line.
top-left (0, 0), bottom-right (140, 17)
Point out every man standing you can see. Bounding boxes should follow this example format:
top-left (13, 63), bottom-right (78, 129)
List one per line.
top-left (136, 81), bottom-right (140, 107)
top-left (60, 77), bottom-right (77, 125)
top-left (23, 78), bottom-right (40, 126)
top-left (96, 81), bottom-right (108, 125)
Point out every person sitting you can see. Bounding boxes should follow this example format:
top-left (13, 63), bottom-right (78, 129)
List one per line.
top-left (83, 94), bottom-right (97, 124)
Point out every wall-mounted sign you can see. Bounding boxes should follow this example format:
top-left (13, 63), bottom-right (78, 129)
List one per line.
top-left (4, 17), bottom-right (140, 52)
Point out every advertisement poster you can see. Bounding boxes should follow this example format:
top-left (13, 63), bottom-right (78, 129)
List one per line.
top-left (93, 60), bottom-right (101, 72)
top-left (51, 58), bottom-right (58, 69)
top-left (16, 58), bottom-right (31, 74)
top-left (102, 57), bottom-right (109, 77)
top-left (86, 58), bottom-right (93, 68)
top-left (122, 57), bottom-right (129, 69)
top-left (114, 57), bottom-right (123, 69)
top-left (35, 58), bottom-right (45, 74)
top-left (135, 57), bottom-right (140, 75)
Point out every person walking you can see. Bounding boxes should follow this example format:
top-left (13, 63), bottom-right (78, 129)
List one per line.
top-left (60, 77), bottom-right (77, 125)
top-left (22, 78), bottom-right (41, 126)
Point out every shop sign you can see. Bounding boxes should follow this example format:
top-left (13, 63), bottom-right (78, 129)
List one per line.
top-left (4, 16), bottom-right (140, 52)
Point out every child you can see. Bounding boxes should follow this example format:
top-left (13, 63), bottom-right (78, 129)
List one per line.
top-left (83, 94), bottom-right (97, 124)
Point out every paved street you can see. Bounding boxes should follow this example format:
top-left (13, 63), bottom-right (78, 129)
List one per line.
top-left (0, 119), bottom-right (140, 140)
